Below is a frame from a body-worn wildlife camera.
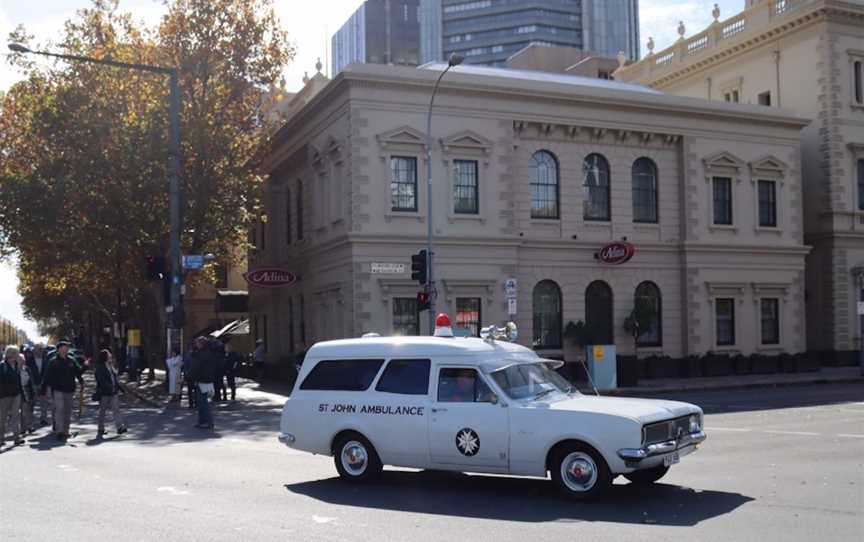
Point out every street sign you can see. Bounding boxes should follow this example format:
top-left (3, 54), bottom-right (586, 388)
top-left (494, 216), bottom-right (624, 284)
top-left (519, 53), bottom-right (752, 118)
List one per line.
top-left (243, 267), bottom-right (297, 288)
top-left (597, 241), bottom-right (636, 265)
top-left (504, 278), bottom-right (518, 299)
top-left (371, 262), bottom-right (406, 274)
top-left (182, 255), bottom-right (205, 269)
top-left (508, 298), bottom-right (517, 315)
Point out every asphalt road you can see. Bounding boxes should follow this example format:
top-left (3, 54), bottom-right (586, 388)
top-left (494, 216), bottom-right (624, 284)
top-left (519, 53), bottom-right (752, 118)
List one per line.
top-left (1, 382), bottom-right (862, 542)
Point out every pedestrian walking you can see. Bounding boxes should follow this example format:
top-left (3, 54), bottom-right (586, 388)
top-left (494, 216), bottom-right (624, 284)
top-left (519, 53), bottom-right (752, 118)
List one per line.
top-left (94, 350), bottom-right (127, 437)
top-left (19, 352), bottom-right (36, 434)
top-left (26, 345), bottom-right (50, 426)
top-left (224, 342), bottom-right (242, 402)
top-left (212, 342), bottom-right (226, 402)
top-left (41, 340), bottom-right (84, 441)
top-left (253, 339), bottom-right (266, 379)
top-left (188, 337), bottom-right (216, 430)
top-left (182, 344), bottom-right (197, 409)
top-left (165, 347), bottom-right (183, 402)
top-left (0, 346), bottom-right (25, 447)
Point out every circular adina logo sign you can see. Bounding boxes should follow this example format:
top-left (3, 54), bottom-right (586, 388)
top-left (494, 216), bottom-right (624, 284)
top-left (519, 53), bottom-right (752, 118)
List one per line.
top-left (243, 267), bottom-right (297, 288)
top-left (598, 242), bottom-right (636, 265)
top-left (455, 428), bottom-right (480, 457)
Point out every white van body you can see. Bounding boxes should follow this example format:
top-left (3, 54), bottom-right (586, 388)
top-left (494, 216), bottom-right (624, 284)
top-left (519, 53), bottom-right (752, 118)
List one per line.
top-left (278, 336), bottom-right (705, 493)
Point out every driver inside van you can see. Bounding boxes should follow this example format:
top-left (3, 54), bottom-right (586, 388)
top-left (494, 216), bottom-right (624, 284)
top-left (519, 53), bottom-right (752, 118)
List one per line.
top-left (442, 369), bottom-right (476, 402)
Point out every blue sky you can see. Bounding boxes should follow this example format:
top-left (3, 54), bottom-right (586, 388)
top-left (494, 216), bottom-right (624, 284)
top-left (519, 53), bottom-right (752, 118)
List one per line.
top-left (0, 0), bottom-right (744, 341)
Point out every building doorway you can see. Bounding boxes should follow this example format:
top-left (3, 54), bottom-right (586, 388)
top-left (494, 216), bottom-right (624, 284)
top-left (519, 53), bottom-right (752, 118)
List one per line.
top-left (586, 280), bottom-right (614, 344)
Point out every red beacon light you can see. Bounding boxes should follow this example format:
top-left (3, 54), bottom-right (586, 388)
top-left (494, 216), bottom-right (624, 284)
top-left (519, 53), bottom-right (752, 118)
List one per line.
top-left (434, 313), bottom-right (454, 338)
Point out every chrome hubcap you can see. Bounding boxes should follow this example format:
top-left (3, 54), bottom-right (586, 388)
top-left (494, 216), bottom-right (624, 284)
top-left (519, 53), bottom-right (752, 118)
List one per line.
top-left (341, 441), bottom-right (368, 476)
top-left (561, 452), bottom-right (598, 492)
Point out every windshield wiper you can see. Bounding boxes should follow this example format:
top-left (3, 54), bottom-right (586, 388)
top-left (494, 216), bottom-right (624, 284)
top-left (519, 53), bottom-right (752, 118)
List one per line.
top-left (533, 388), bottom-right (556, 401)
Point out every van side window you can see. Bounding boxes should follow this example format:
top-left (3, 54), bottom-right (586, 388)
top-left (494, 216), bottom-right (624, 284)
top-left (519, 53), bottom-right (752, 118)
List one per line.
top-left (300, 359), bottom-right (385, 391)
top-left (375, 359), bottom-right (431, 395)
top-left (437, 368), bottom-right (495, 403)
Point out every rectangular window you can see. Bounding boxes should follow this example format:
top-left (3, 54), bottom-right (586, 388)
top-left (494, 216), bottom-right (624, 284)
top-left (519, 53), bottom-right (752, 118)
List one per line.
top-left (713, 177), bottom-right (733, 225)
top-left (288, 298), bottom-right (295, 353)
top-left (299, 359), bottom-right (385, 391)
top-left (715, 298), bottom-right (736, 346)
top-left (297, 181), bottom-right (304, 240)
top-left (453, 159), bottom-right (479, 214)
top-left (854, 60), bottom-right (863, 104)
top-left (758, 180), bottom-right (777, 227)
top-left (285, 190), bottom-right (292, 245)
top-left (390, 156), bottom-right (418, 211)
top-left (437, 368), bottom-right (495, 403)
top-left (393, 297), bottom-right (419, 336)
top-left (760, 298), bottom-right (780, 345)
top-left (214, 264), bottom-right (228, 289)
top-left (758, 91), bottom-right (772, 106)
top-left (455, 298), bottom-right (482, 337)
top-left (858, 159), bottom-right (864, 211)
top-left (375, 359), bottom-right (431, 395)
top-left (299, 295), bottom-right (306, 344)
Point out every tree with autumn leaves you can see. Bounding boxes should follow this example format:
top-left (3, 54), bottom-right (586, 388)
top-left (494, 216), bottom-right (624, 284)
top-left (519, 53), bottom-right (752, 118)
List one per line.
top-left (0, 0), bottom-right (294, 347)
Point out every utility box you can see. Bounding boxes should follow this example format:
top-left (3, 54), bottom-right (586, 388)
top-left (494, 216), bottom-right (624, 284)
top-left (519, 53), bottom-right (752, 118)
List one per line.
top-left (587, 344), bottom-right (617, 389)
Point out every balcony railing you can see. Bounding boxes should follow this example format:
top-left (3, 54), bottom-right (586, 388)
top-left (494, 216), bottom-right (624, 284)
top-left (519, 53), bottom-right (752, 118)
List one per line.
top-left (617, 0), bottom-right (822, 81)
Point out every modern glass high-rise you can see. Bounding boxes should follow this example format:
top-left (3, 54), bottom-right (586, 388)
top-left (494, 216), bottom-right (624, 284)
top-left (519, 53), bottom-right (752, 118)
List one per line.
top-left (420, 0), bottom-right (639, 66)
top-left (332, 0), bottom-right (421, 75)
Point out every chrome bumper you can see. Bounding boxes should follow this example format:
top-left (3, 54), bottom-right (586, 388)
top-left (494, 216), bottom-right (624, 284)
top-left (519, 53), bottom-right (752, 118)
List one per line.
top-left (277, 432), bottom-right (295, 446)
top-left (618, 430), bottom-right (707, 462)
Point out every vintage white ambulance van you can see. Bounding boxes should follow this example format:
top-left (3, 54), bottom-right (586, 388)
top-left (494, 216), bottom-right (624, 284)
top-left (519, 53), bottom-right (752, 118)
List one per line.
top-left (278, 321), bottom-right (706, 500)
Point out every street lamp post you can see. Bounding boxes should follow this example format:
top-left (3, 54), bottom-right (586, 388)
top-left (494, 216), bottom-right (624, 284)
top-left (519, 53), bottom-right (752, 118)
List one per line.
top-left (8, 43), bottom-right (184, 350)
top-left (425, 52), bottom-right (463, 335)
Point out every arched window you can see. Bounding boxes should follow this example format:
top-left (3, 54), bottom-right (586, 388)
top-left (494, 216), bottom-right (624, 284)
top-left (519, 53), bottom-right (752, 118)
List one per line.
top-left (530, 151), bottom-right (560, 219)
top-left (585, 280), bottom-right (613, 344)
top-left (634, 282), bottom-right (662, 347)
top-left (532, 280), bottom-right (562, 349)
top-left (583, 153), bottom-right (611, 221)
top-left (632, 158), bottom-right (658, 223)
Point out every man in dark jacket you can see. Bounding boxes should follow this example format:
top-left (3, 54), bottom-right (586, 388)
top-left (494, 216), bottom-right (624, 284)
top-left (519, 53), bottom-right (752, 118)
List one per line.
top-left (26, 345), bottom-right (49, 426)
top-left (42, 340), bottom-right (85, 441)
top-left (0, 345), bottom-right (25, 446)
top-left (94, 350), bottom-right (127, 437)
top-left (188, 337), bottom-right (216, 430)
top-left (224, 342), bottom-right (242, 401)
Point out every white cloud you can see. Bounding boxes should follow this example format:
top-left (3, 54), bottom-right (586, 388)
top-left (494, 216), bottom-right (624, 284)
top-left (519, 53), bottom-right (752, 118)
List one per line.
top-left (639, 0), bottom-right (744, 54)
top-left (0, 257), bottom-right (45, 342)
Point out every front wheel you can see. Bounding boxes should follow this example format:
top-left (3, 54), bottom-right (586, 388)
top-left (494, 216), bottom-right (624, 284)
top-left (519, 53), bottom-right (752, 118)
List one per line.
top-left (624, 465), bottom-right (669, 485)
top-left (333, 434), bottom-right (382, 483)
top-left (550, 443), bottom-right (612, 500)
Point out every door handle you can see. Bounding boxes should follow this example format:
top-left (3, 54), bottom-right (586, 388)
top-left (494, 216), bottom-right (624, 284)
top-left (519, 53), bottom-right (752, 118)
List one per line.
top-left (431, 407), bottom-right (448, 413)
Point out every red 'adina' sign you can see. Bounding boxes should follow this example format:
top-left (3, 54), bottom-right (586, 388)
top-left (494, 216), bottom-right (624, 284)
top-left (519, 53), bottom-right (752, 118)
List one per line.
top-left (597, 242), bottom-right (636, 265)
top-left (243, 268), bottom-right (297, 288)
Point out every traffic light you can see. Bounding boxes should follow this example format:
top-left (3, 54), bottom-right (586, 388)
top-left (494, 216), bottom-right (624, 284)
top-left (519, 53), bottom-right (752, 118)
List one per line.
top-left (145, 255), bottom-right (166, 281)
top-left (417, 291), bottom-right (430, 312)
top-left (411, 250), bottom-right (428, 285)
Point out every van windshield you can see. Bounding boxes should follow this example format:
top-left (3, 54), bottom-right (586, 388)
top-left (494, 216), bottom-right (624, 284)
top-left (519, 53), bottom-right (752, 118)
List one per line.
top-left (488, 362), bottom-right (576, 401)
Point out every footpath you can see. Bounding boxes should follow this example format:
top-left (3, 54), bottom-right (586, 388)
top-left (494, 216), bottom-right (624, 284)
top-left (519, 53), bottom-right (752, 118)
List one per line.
top-left (120, 366), bottom-right (864, 405)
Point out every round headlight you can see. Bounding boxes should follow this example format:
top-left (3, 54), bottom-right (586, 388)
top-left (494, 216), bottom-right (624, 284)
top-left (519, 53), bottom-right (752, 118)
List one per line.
top-left (689, 414), bottom-right (701, 432)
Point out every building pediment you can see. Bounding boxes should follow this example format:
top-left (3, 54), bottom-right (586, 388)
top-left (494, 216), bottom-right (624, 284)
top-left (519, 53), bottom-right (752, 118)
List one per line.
top-left (703, 151), bottom-right (745, 172)
top-left (440, 130), bottom-right (494, 154)
top-left (749, 155), bottom-right (788, 178)
top-left (376, 126), bottom-right (427, 150)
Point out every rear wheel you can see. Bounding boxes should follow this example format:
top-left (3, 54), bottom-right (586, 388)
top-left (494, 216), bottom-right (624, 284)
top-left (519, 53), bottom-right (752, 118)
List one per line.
top-left (550, 442), bottom-right (612, 500)
top-left (624, 465), bottom-right (669, 485)
top-left (333, 433), bottom-right (382, 483)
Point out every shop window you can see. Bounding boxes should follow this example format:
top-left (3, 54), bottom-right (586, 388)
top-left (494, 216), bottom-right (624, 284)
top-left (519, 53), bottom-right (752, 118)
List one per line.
top-left (758, 180), bottom-right (777, 227)
top-left (455, 298), bottom-right (482, 337)
top-left (632, 158), bottom-right (658, 223)
top-left (712, 177), bottom-right (733, 225)
top-left (391, 156), bottom-right (418, 212)
top-left (715, 298), bottom-right (736, 346)
top-left (583, 153), bottom-right (611, 221)
top-left (635, 282), bottom-right (662, 347)
top-left (532, 280), bottom-right (562, 349)
top-left (530, 150), bottom-right (559, 219)
top-left (586, 280), bottom-right (614, 344)
top-left (760, 298), bottom-right (780, 345)
top-left (393, 297), bottom-right (419, 336)
top-left (453, 159), bottom-right (479, 214)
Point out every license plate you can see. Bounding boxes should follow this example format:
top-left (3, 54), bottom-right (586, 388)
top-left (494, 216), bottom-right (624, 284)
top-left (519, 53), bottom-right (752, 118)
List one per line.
top-left (663, 451), bottom-right (680, 467)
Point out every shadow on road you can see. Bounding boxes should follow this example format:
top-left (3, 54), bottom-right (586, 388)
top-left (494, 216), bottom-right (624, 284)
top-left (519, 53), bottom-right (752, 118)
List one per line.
top-left (284, 470), bottom-right (753, 526)
top-left (660, 381), bottom-right (864, 414)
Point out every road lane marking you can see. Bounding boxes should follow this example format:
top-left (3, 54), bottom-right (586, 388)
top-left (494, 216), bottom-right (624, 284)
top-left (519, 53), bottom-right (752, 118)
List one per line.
top-left (312, 516), bottom-right (337, 524)
top-left (764, 430), bottom-right (820, 436)
top-left (707, 427), bottom-right (752, 432)
top-left (157, 486), bottom-right (190, 496)
top-left (837, 434), bottom-right (864, 439)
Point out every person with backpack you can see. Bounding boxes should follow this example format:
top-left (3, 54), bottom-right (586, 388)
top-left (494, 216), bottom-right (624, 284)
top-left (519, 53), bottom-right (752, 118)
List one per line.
top-left (94, 350), bottom-right (127, 438)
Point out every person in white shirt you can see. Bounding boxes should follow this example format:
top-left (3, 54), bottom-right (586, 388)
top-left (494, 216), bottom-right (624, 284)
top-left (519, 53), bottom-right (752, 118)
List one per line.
top-left (165, 348), bottom-right (183, 402)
